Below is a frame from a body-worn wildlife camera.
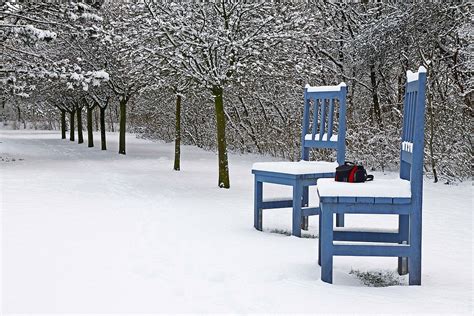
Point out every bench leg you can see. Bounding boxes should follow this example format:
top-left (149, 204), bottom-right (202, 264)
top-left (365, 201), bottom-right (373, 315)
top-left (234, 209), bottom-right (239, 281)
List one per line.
top-left (408, 209), bottom-right (422, 285)
top-left (320, 204), bottom-right (334, 283)
top-left (292, 182), bottom-right (303, 237)
top-left (254, 178), bottom-right (263, 231)
top-left (398, 214), bottom-right (409, 275)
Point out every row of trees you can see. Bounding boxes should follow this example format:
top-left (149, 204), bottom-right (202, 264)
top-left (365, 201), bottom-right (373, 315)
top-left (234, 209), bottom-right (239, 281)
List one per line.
top-left (1, 1), bottom-right (471, 186)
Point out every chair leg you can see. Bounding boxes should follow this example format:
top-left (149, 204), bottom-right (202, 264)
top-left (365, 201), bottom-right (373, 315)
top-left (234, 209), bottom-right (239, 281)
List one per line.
top-left (336, 213), bottom-right (344, 227)
top-left (408, 208), bottom-right (422, 285)
top-left (254, 178), bottom-right (263, 231)
top-left (301, 216), bottom-right (309, 231)
top-left (302, 186), bottom-right (309, 206)
top-left (292, 182), bottom-right (303, 237)
top-left (398, 214), bottom-right (409, 275)
top-left (318, 212), bottom-right (322, 266)
top-left (320, 204), bottom-right (334, 283)
top-left (301, 186), bottom-right (309, 230)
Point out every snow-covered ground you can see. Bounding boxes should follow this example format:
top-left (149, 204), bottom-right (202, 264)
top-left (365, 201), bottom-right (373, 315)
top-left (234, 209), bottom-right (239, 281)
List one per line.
top-left (1, 130), bottom-right (472, 314)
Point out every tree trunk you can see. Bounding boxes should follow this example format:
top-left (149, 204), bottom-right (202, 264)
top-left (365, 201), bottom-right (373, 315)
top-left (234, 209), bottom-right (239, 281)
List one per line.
top-left (16, 106), bottom-right (21, 128)
top-left (174, 94), bottom-right (182, 171)
top-left (212, 86), bottom-right (230, 188)
top-left (370, 64), bottom-right (382, 127)
top-left (94, 109), bottom-right (99, 131)
top-left (119, 97), bottom-right (127, 155)
top-left (69, 110), bottom-right (75, 141)
top-left (100, 107), bottom-right (107, 150)
top-left (87, 106), bottom-right (94, 147)
top-left (397, 71), bottom-right (404, 119)
top-left (109, 107), bottom-right (115, 132)
top-left (61, 109), bottom-right (66, 139)
top-left (77, 107), bottom-right (84, 144)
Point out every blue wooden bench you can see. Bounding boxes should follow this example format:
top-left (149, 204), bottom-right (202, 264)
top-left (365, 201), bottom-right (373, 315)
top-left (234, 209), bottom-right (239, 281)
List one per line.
top-left (252, 83), bottom-right (347, 237)
top-left (317, 66), bottom-right (427, 285)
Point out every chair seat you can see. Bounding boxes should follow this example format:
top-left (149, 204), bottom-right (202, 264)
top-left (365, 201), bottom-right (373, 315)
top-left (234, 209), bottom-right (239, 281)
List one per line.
top-left (252, 160), bottom-right (338, 175)
top-left (317, 178), bottom-right (411, 198)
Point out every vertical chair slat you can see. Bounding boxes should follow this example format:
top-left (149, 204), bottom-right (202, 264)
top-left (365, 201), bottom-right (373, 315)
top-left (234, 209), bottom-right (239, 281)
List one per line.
top-left (311, 98), bottom-right (319, 140)
top-left (406, 92), bottom-right (412, 142)
top-left (319, 99), bottom-right (326, 140)
top-left (337, 87), bottom-right (347, 165)
top-left (327, 99), bottom-right (334, 140)
top-left (301, 96), bottom-right (311, 160)
top-left (401, 91), bottom-right (409, 142)
top-left (411, 91), bottom-right (418, 142)
top-left (410, 92), bottom-right (414, 141)
top-left (302, 98), bottom-right (310, 135)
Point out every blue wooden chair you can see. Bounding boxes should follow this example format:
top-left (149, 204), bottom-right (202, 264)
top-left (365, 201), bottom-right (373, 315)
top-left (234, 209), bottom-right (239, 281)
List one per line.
top-left (252, 83), bottom-right (347, 237)
top-left (317, 66), bottom-right (427, 285)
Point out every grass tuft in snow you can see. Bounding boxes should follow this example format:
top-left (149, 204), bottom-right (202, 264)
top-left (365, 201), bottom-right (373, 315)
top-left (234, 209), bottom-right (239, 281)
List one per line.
top-left (0, 155), bottom-right (24, 162)
top-left (267, 228), bottom-right (318, 239)
top-left (349, 269), bottom-right (404, 287)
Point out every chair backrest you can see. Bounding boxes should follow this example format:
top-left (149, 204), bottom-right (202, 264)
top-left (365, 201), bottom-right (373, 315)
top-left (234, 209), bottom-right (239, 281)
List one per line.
top-left (301, 83), bottom-right (347, 165)
top-left (399, 66), bottom-right (427, 201)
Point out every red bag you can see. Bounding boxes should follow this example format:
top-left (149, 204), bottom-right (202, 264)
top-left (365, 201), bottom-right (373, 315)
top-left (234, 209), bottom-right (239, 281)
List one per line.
top-left (335, 162), bottom-right (374, 183)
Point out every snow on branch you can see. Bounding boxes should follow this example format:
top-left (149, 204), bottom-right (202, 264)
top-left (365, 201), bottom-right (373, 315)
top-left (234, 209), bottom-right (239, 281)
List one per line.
top-left (15, 25), bottom-right (57, 42)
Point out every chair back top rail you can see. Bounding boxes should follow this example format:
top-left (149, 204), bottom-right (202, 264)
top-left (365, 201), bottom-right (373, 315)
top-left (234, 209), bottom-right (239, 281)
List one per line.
top-left (302, 82), bottom-right (347, 165)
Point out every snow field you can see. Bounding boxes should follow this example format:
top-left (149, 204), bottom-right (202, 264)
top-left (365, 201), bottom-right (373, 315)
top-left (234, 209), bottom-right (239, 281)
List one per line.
top-left (1, 130), bottom-right (472, 314)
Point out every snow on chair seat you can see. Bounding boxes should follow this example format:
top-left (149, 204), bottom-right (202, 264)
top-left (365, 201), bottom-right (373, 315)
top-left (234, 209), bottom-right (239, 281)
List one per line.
top-left (317, 178), bottom-right (411, 204)
top-left (252, 161), bottom-right (338, 175)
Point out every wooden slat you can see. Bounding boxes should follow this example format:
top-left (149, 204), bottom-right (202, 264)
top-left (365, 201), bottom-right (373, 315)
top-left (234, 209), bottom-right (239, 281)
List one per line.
top-left (402, 91), bottom-right (409, 141)
top-left (411, 91), bottom-right (417, 142)
top-left (374, 197), bottom-right (393, 204)
top-left (319, 202), bottom-right (412, 214)
top-left (304, 140), bottom-right (338, 149)
top-left (261, 200), bottom-right (293, 209)
top-left (338, 196), bottom-right (356, 203)
top-left (301, 207), bottom-right (320, 216)
top-left (405, 80), bottom-right (419, 93)
top-left (393, 197), bottom-right (411, 204)
top-left (311, 98), bottom-right (319, 140)
top-left (401, 150), bottom-right (413, 164)
top-left (327, 98), bottom-right (335, 140)
top-left (319, 196), bottom-right (338, 203)
top-left (407, 92), bottom-right (412, 141)
top-left (253, 173), bottom-right (297, 185)
top-left (410, 91), bottom-right (415, 141)
top-left (333, 231), bottom-right (403, 243)
top-left (302, 98), bottom-right (310, 137)
top-left (306, 91), bottom-right (343, 99)
top-left (319, 99), bottom-right (327, 140)
top-left (406, 92), bottom-right (412, 141)
top-left (356, 197), bottom-right (375, 204)
top-left (333, 244), bottom-right (411, 257)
